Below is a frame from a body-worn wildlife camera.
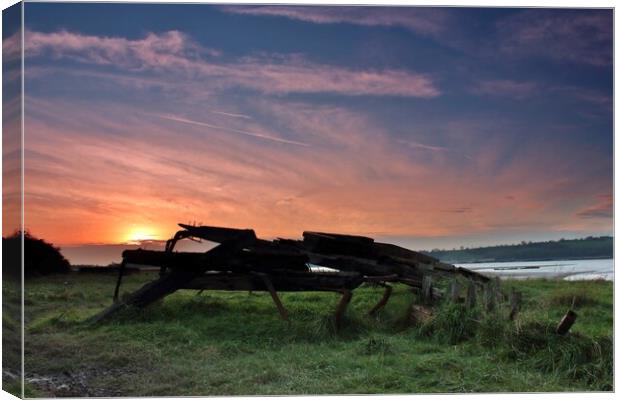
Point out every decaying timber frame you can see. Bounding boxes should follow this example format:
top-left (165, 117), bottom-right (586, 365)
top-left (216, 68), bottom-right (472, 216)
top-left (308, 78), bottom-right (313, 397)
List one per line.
top-left (92, 224), bottom-right (489, 324)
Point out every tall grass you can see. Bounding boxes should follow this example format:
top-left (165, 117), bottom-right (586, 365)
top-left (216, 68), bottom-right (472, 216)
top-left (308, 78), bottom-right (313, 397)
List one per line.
top-left (504, 320), bottom-right (612, 390)
top-left (410, 280), bottom-right (613, 391)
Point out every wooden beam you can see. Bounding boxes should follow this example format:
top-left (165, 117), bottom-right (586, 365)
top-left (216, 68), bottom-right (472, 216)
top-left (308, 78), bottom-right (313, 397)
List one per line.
top-left (335, 289), bottom-right (353, 329)
top-left (255, 273), bottom-right (289, 322)
top-left (112, 261), bottom-right (126, 302)
top-left (368, 284), bottom-right (392, 316)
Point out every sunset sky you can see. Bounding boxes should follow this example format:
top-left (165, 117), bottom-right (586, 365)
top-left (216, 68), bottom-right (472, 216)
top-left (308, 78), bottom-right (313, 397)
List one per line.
top-left (3, 4), bottom-right (613, 264)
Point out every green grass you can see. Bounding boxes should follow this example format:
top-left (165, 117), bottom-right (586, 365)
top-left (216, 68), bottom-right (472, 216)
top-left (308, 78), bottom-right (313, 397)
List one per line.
top-left (22, 273), bottom-right (613, 396)
top-left (3, 278), bottom-right (23, 398)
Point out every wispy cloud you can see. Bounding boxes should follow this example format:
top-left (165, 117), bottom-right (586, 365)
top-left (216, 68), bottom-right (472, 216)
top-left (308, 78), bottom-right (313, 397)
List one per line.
top-left (497, 10), bottom-right (612, 66)
top-left (25, 29), bottom-right (219, 67)
top-left (20, 29), bottom-right (440, 98)
top-left (469, 79), bottom-right (611, 112)
top-left (2, 30), bottom-right (21, 61)
top-left (577, 194), bottom-right (613, 219)
top-left (397, 139), bottom-right (450, 152)
top-left (442, 207), bottom-right (472, 214)
top-left (209, 110), bottom-right (252, 119)
top-left (151, 113), bottom-right (310, 147)
top-left (470, 79), bottom-right (537, 100)
top-left (221, 5), bottom-right (451, 37)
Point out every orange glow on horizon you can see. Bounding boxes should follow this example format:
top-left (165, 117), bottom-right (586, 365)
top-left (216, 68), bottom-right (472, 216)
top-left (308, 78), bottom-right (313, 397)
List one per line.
top-left (20, 97), bottom-right (612, 248)
top-left (123, 226), bottom-right (162, 244)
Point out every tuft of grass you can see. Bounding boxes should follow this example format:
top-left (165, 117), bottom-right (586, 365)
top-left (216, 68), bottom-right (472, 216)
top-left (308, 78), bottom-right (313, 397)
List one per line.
top-left (417, 302), bottom-right (479, 345)
top-left (308, 312), bottom-right (368, 340)
top-left (477, 313), bottom-right (511, 348)
top-left (503, 320), bottom-right (613, 390)
top-left (358, 336), bottom-right (393, 356)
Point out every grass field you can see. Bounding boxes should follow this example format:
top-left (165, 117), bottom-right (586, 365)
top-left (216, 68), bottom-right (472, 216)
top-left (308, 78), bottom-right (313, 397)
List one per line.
top-left (10, 272), bottom-right (613, 396)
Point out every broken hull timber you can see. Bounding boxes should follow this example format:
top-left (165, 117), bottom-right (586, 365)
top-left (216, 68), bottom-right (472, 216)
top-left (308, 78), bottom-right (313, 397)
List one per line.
top-left (93, 223), bottom-right (489, 325)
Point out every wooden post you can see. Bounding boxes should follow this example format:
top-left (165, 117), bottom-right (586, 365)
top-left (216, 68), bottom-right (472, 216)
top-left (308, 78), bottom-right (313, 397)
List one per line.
top-left (484, 283), bottom-right (496, 312)
top-left (450, 280), bottom-right (460, 303)
top-left (509, 289), bottom-right (522, 321)
top-left (556, 310), bottom-right (577, 335)
top-left (113, 261), bottom-right (126, 302)
top-left (335, 289), bottom-right (353, 329)
top-left (422, 275), bottom-right (433, 304)
top-left (466, 281), bottom-right (477, 309)
top-left (256, 273), bottom-right (289, 322)
top-left (368, 284), bottom-right (392, 316)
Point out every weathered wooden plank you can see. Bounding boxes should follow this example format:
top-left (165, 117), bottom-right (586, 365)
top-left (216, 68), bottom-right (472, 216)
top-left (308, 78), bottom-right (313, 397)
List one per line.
top-left (303, 231), bottom-right (374, 245)
top-left (303, 231), bottom-right (374, 257)
top-left (182, 271), bottom-right (364, 292)
top-left (307, 254), bottom-right (397, 276)
top-left (178, 224), bottom-right (257, 243)
top-left (372, 242), bottom-right (439, 264)
top-left (122, 248), bottom-right (310, 273)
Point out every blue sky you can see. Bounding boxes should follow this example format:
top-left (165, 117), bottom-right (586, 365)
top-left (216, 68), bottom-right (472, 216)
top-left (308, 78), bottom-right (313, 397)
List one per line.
top-left (3, 3), bottom-right (612, 263)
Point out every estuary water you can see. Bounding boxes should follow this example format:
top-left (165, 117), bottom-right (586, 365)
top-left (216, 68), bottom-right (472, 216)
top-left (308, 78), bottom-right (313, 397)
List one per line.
top-left (456, 258), bottom-right (613, 281)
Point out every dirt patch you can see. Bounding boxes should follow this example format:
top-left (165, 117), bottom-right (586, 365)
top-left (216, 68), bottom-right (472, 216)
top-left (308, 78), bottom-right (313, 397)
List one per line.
top-left (25, 368), bottom-right (132, 397)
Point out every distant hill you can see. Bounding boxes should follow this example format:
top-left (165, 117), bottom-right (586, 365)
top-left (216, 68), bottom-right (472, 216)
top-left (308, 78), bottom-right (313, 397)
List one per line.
top-left (423, 236), bottom-right (613, 264)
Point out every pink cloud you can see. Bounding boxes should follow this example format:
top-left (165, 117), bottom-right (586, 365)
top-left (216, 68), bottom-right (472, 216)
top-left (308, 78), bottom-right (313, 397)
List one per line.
top-left (576, 194), bottom-right (613, 219)
top-left (221, 5), bottom-right (451, 37)
top-left (21, 30), bottom-right (440, 98)
top-left (25, 29), bottom-right (218, 69)
top-left (2, 30), bottom-right (21, 61)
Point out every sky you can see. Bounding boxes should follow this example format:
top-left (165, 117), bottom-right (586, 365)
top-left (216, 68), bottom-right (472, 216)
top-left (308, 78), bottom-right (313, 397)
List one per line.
top-left (2, 3), bottom-right (613, 264)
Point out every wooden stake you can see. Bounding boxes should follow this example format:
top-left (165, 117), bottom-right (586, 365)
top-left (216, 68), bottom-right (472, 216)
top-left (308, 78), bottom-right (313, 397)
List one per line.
top-left (422, 275), bottom-right (433, 304)
top-left (485, 283), bottom-right (496, 312)
top-left (509, 289), bottom-right (522, 321)
top-left (466, 281), bottom-right (477, 309)
top-left (556, 310), bottom-right (577, 335)
top-left (450, 279), bottom-right (461, 302)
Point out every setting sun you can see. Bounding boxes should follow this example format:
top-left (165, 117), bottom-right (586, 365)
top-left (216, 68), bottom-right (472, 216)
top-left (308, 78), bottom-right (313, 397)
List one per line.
top-left (124, 227), bottom-right (160, 244)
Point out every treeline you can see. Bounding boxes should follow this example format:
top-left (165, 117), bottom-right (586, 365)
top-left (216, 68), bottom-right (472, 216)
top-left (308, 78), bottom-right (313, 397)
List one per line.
top-left (423, 236), bottom-right (613, 263)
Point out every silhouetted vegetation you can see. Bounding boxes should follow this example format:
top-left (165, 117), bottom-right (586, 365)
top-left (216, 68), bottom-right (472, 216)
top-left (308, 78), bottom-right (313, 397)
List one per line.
top-left (424, 236), bottom-right (612, 263)
top-left (3, 231), bottom-right (71, 277)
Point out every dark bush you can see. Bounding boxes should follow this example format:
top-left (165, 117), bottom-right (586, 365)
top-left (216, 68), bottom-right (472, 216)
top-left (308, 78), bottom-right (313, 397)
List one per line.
top-left (2, 231), bottom-right (71, 277)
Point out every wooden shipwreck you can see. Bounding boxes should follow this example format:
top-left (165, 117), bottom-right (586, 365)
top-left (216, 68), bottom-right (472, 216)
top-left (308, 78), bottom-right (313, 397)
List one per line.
top-left (93, 224), bottom-right (489, 324)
